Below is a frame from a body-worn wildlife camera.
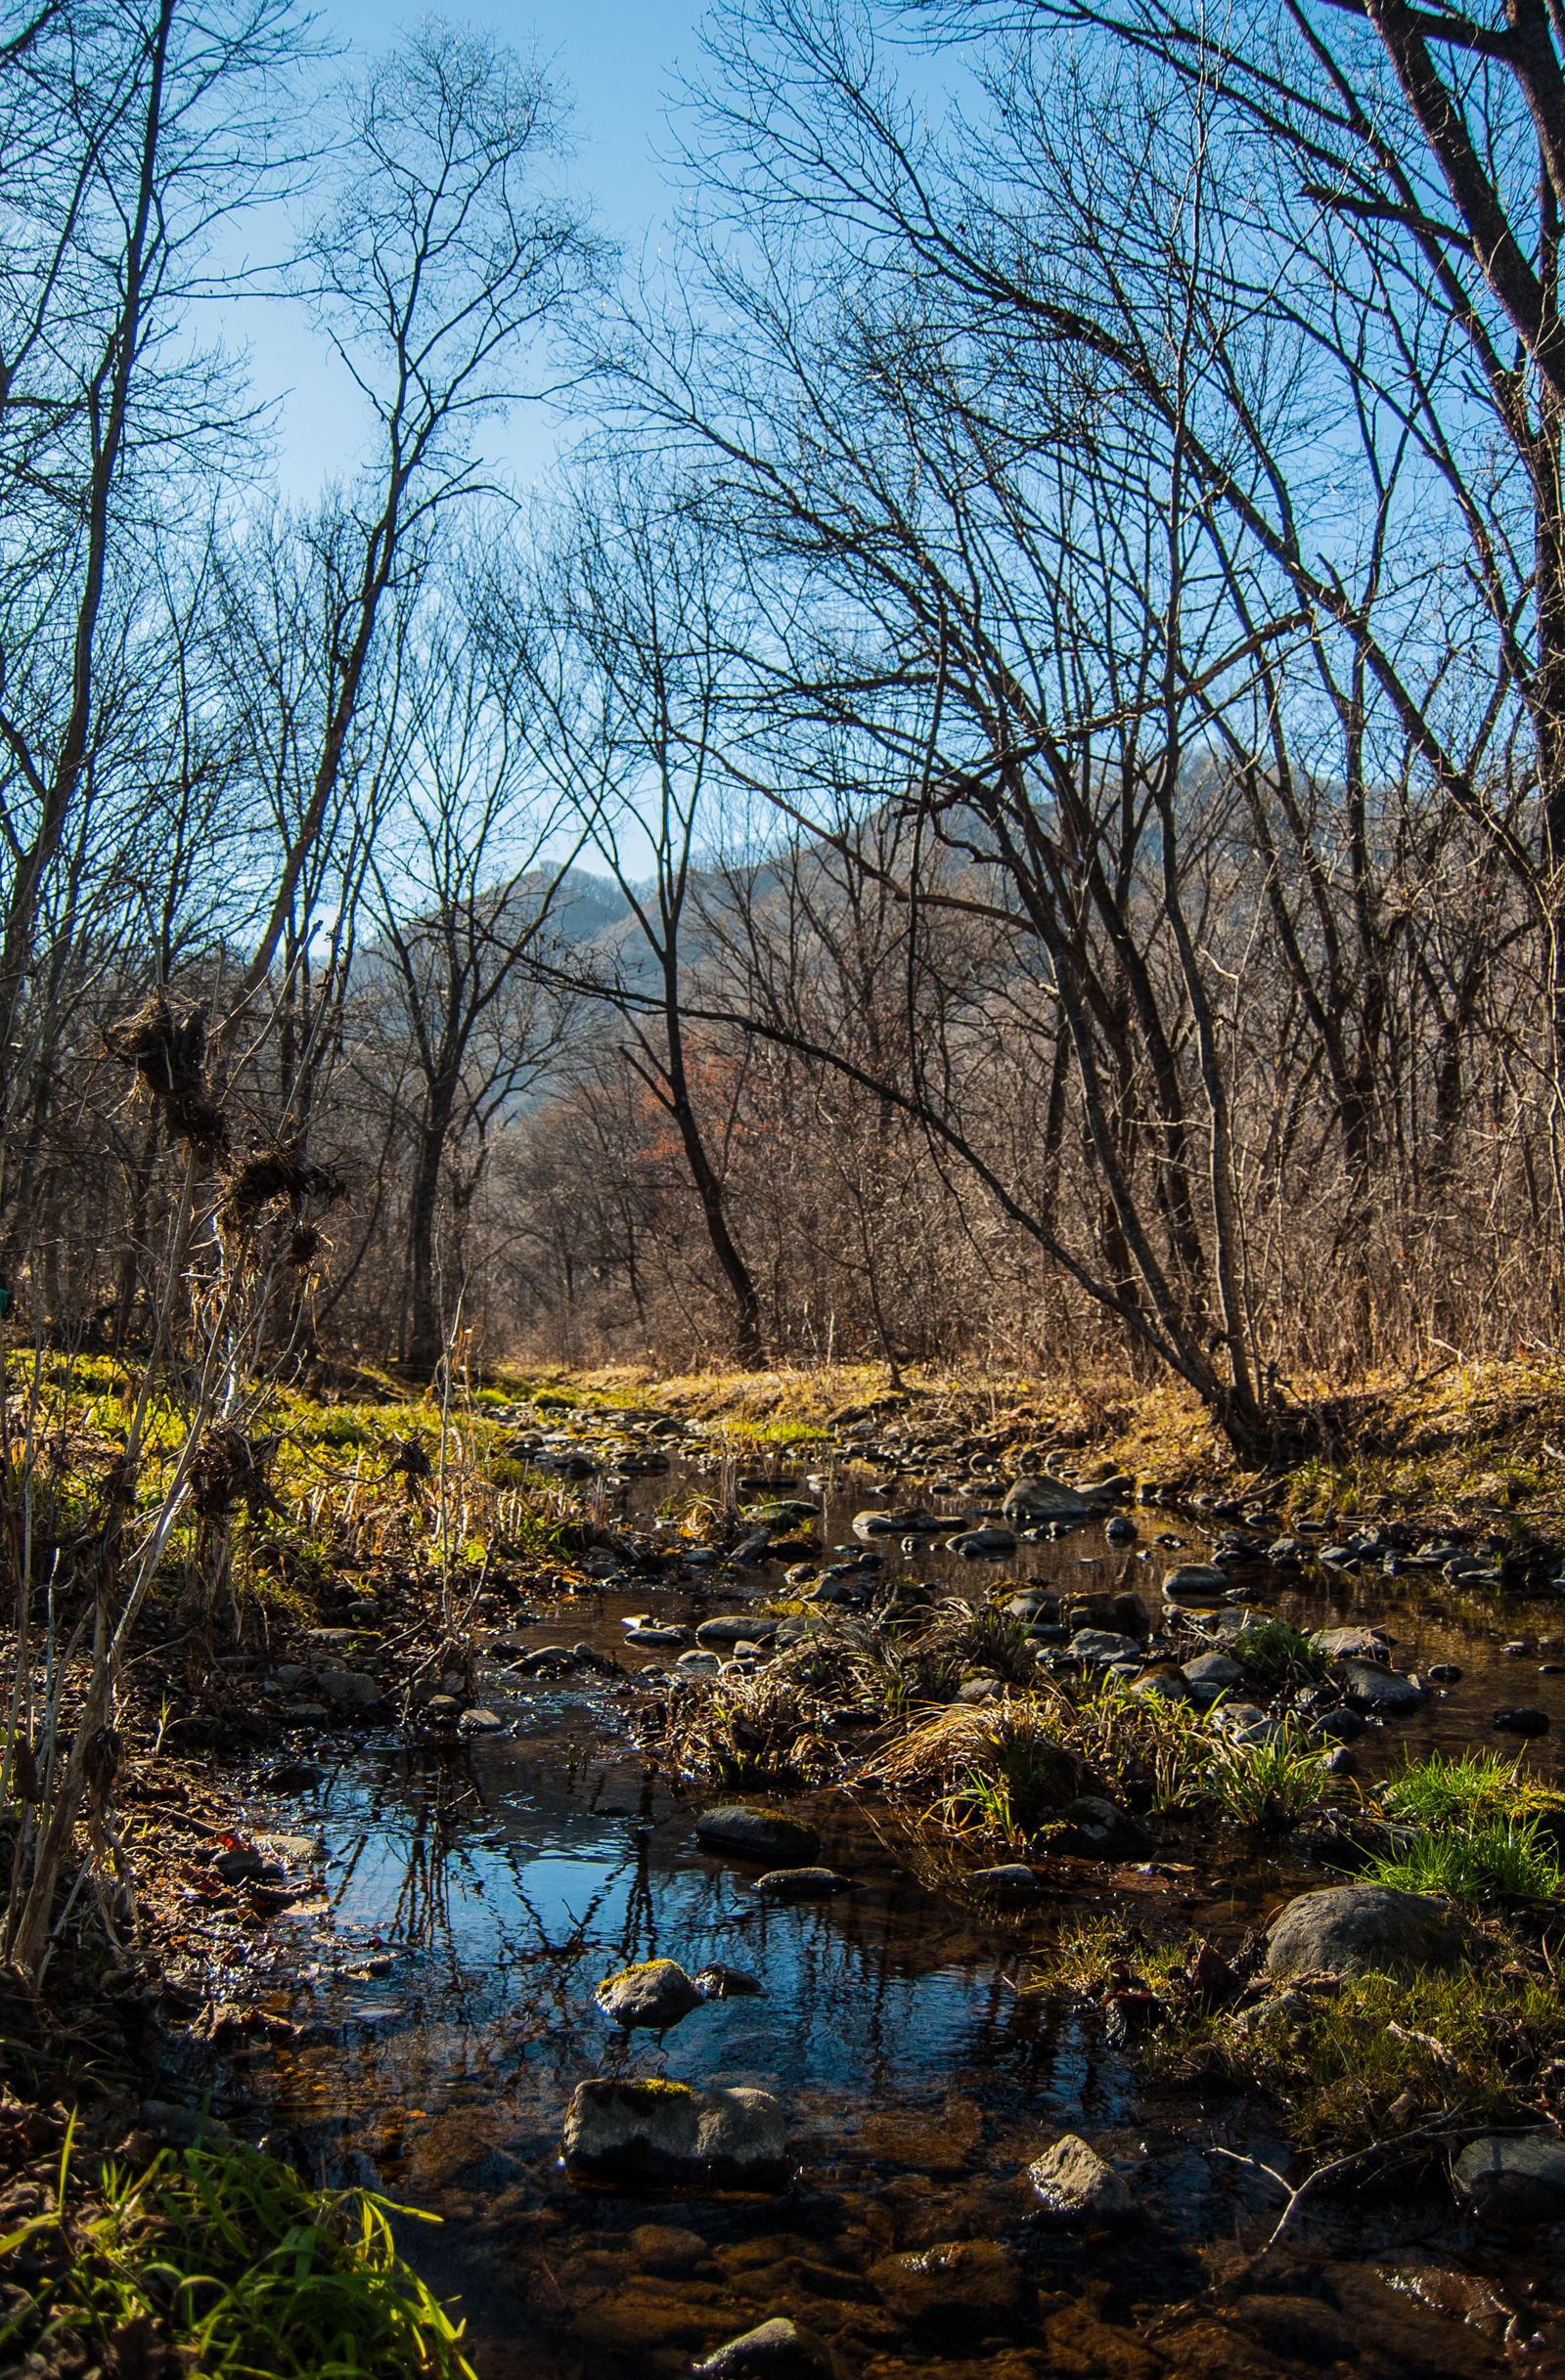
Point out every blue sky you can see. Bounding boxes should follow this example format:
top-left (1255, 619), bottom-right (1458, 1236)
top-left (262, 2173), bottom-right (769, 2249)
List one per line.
top-left (232, 0), bottom-right (702, 503)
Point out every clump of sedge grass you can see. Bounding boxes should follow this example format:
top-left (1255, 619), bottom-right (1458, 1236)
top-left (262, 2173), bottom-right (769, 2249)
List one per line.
top-left (2, 2131), bottom-right (473, 2378)
top-left (1376, 1745), bottom-right (1563, 1833)
top-left (1227, 1615), bottom-right (1329, 1691)
top-left (1203, 1721), bottom-right (1331, 1827)
top-left (874, 1697), bottom-right (1077, 1840)
top-left (1359, 1813), bottom-right (1561, 1902)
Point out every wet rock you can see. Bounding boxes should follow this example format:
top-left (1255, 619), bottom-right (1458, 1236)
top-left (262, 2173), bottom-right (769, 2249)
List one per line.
top-left (955, 1676), bottom-right (1001, 1702)
top-left (1495, 1706), bottom-right (1550, 1736)
top-left (695, 1616), bottom-right (778, 1649)
top-left (1313, 1626), bottom-right (1388, 1658)
top-left (624, 1622), bottom-right (694, 1648)
top-left (1209, 1700), bottom-right (1269, 1734)
top-left (871, 2238), bottom-right (1035, 2326)
top-left (677, 1651), bottom-right (722, 1674)
top-left (1067, 1628), bottom-right (1141, 1664)
top-left (596, 1959), bottom-right (705, 2031)
top-left (1105, 1515), bottom-right (1138, 1544)
top-left (1340, 1660), bottom-right (1425, 1712)
top-left (947, 1526), bottom-right (1017, 1558)
top-left (1058, 1795), bottom-right (1152, 1857)
top-left (1266, 1884), bottom-right (1469, 1978)
top-left (695, 1806), bottom-right (821, 1862)
top-left (562, 2079), bottom-right (787, 2189)
top-left (692, 2317), bottom-right (837, 2379)
top-left (754, 1867), bottom-right (861, 1899)
top-left (1453, 2133), bottom-right (1565, 2221)
top-left (628, 2222), bottom-right (707, 2271)
top-left (1266, 1537), bottom-right (1307, 1565)
top-left (693, 1963), bottom-right (765, 2000)
top-left (852, 1508), bottom-right (940, 1539)
top-left (1002, 1476), bottom-right (1096, 1521)
top-left (965, 1863), bottom-right (1050, 1897)
top-left (1162, 1565), bottom-right (1228, 1598)
top-left (459, 1706), bottom-right (506, 1733)
top-left (1028, 2133), bottom-right (1136, 2225)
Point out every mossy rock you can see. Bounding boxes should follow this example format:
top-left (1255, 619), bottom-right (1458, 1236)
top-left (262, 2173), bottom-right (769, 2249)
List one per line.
top-left (695, 1804), bottom-right (822, 1861)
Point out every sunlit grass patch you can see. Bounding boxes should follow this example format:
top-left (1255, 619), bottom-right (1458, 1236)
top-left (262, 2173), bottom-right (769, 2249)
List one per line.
top-left (2, 2133), bottom-right (473, 2379)
top-left (1227, 1616), bottom-right (1329, 1691)
top-left (1359, 1814), bottom-right (1562, 1902)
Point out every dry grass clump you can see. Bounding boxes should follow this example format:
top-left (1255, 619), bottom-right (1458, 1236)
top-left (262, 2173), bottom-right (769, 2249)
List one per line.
top-left (874, 1698), bottom-right (1078, 1845)
top-left (662, 1664), bottom-right (841, 1788)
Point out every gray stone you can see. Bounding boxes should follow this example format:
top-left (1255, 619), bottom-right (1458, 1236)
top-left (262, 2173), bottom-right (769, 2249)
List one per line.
top-left (1453, 2134), bottom-right (1565, 2221)
top-left (947, 1526), bottom-right (1018, 1558)
top-left (1135, 1670), bottom-right (1190, 1704)
top-left (561, 2078), bottom-right (787, 2189)
top-left (1307, 1707), bottom-right (1367, 1744)
top-left (1340, 1660), bottom-right (1425, 1712)
top-left (852, 1508), bottom-right (940, 1539)
top-left (676, 1650), bottom-right (722, 1673)
top-left (1182, 1652), bottom-right (1244, 1689)
top-left (956, 1676), bottom-right (1000, 1702)
top-left (1495, 1706), bottom-right (1551, 1736)
top-left (1209, 1701), bottom-right (1268, 1733)
top-left (692, 2317), bottom-right (836, 2379)
top-left (1266, 1884), bottom-right (1469, 1978)
top-left (965, 1864), bottom-right (1050, 1897)
top-left (1162, 1565), bottom-right (1229, 1598)
top-left (1028, 2133), bottom-right (1136, 2225)
top-left (596, 1958), bottom-right (704, 2031)
top-left (458, 1705), bottom-right (505, 1733)
top-left (695, 1615), bottom-right (779, 1649)
top-left (1002, 1476), bottom-right (1096, 1521)
top-left (347, 1672), bottom-right (380, 1706)
top-left (754, 1866), bottom-right (861, 1898)
top-left (623, 1621), bottom-right (693, 1647)
top-left (1068, 1629), bottom-right (1141, 1663)
top-left (1313, 1626), bottom-right (1388, 1658)
top-left (694, 1805), bottom-right (821, 1862)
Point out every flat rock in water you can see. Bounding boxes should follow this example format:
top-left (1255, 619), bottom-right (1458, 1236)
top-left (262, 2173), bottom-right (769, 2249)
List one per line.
top-left (1266, 1884), bottom-right (1468, 1977)
top-left (1314, 1626), bottom-right (1389, 1659)
top-left (691, 2317), bottom-right (836, 2379)
top-left (458, 1706), bottom-right (505, 1733)
top-left (1162, 1565), bottom-right (1229, 1598)
top-left (596, 1958), bottom-right (704, 2030)
top-left (1029, 2133), bottom-right (1136, 2225)
top-left (1453, 2134), bottom-right (1565, 2221)
top-left (965, 1864), bottom-right (1050, 1897)
top-left (1002, 1476), bottom-right (1096, 1521)
top-left (622, 1621), bottom-right (693, 1647)
top-left (853, 1508), bottom-right (940, 1539)
top-left (754, 1866), bottom-right (861, 1899)
top-left (947, 1526), bottom-right (1017, 1557)
top-left (693, 1962), bottom-right (765, 2000)
top-left (695, 1805), bottom-right (821, 1861)
top-left (1495, 1706), bottom-right (1550, 1736)
top-left (562, 2078), bottom-right (787, 2189)
top-left (1340, 1660), bottom-right (1425, 1712)
top-left (695, 1616), bottom-right (778, 1648)
top-left (871, 2238), bottom-right (1034, 2324)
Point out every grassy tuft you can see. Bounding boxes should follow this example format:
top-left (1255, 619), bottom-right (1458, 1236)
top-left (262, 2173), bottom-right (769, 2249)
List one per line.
top-left (1359, 1814), bottom-right (1562, 1901)
top-left (2, 2133), bottom-right (473, 2378)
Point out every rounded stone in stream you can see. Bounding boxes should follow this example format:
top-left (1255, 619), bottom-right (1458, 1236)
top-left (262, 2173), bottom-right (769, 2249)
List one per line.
top-left (870, 2239), bottom-right (1035, 2325)
top-left (1058, 1795), bottom-right (1152, 1857)
top-left (852, 1508), bottom-right (940, 1539)
top-left (1340, 1660), bottom-right (1425, 1712)
top-left (694, 1805), bottom-right (821, 1862)
top-left (1453, 2133), bottom-right (1565, 2221)
top-left (1181, 1651), bottom-right (1244, 1690)
top-left (1067, 1628), bottom-right (1141, 1664)
top-left (1104, 1514), bottom-right (1139, 1543)
top-left (1266, 1884), bottom-right (1469, 1978)
top-left (1313, 1625), bottom-right (1389, 1658)
top-left (1495, 1706), bottom-right (1551, 1735)
top-left (965, 1863), bottom-right (1049, 1897)
top-left (1161, 1565), bottom-right (1228, 1598)
top-left (1001, 1476), bottom-right (1096, 1521)
top-left (754, 1866), bottom-right (862, 1899)
top-left (458, 1706), bottom-right (505, 1733)
top-left (561, 2078), bottom-right (787, 2189)
top-left (596, 1958), bottom-right (704, 2031)
top-left (691, 2317), bottom-right (837, 2380)
top-left (695, 1616), bottom-right (778, 1649)
top-left (1028, 2133), bottom-right (1137, 2226)
top-left (693, 1962), bottom-right (765, 1999)
top-left (946, 1525), bottom-right (1017, 1557)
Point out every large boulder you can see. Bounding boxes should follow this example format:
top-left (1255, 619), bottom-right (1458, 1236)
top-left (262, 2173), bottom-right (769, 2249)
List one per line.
top-left (1265, 1885), bottom-right (1469, 1978)
top-left (691, 2317), bottom-right (836, 2378)
top-left (1028, 2133), bottom-right (1137, 2226)
top-left (695, 1806), bottom-right (821, 1862)
top-left (1453, 2134), bottom-right (1565, 2222)
top-left (1002, 1476), bottom-right (1096, 1521)
top-left (561, 2079), bottom-right (787, 2189)
top-left (596, 1959), bottom-right (704, 2031)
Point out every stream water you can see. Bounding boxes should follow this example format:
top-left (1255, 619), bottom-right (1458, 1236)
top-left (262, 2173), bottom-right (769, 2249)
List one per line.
top-left (214, 1447), bottom-right (1565, 2376)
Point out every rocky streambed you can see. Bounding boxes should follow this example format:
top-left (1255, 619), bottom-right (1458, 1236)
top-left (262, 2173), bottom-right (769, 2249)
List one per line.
top-left (141, 1413), bottom-right (1565, 2380)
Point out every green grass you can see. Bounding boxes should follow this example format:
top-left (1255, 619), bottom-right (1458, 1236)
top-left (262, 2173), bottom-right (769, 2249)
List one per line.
top-left (1375, 1745), bottom-right (1561, 1831)
top-left (1228, 1615), bottom-right (1329, 1691)
top-left (1359, 1813), bottom-right (1561, 1901)
top-left (1203, 1721), bottom-right (1330, 1826)
top-left (2, 2132), bottom-right (473, 2379)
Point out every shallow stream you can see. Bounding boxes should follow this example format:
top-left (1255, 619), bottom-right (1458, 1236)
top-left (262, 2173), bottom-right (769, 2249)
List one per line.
top-left (217, 1448), bottom-right (1565, 2376)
